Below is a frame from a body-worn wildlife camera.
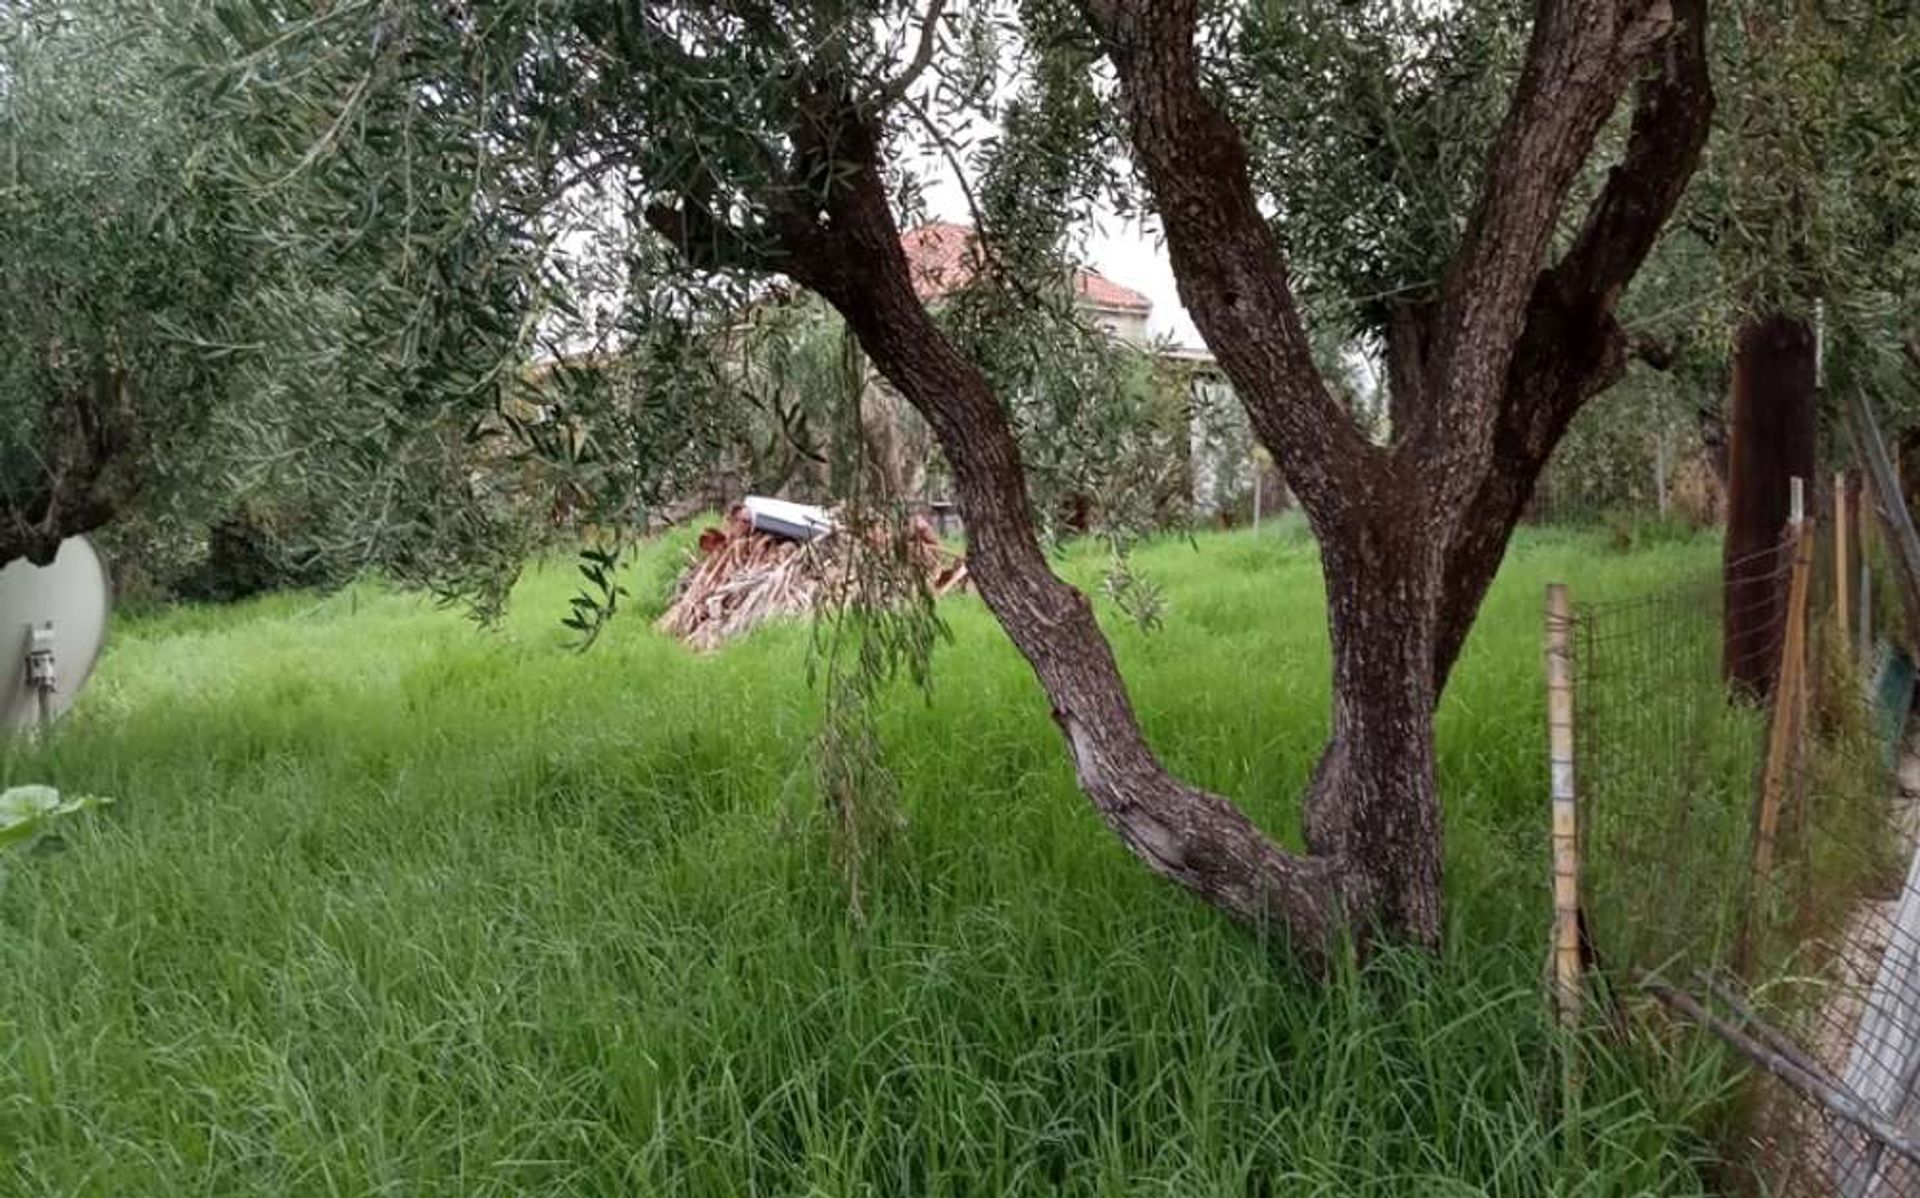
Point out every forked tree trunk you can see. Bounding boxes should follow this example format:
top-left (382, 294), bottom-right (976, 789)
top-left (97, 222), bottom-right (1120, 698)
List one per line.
top-left (1723, 313), bottom-right (1817, 699)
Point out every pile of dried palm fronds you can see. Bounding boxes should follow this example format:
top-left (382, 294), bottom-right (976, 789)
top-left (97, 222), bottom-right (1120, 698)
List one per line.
top-left (657, 506), bottom-right (967, 650)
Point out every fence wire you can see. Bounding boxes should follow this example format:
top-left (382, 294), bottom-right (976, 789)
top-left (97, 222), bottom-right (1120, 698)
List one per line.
top-left (1567, 487), bottom-right (1920, 1194)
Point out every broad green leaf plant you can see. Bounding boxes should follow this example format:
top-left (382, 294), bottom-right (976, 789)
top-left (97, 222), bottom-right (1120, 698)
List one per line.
top-left (0, 784), bottom-right (110, 853)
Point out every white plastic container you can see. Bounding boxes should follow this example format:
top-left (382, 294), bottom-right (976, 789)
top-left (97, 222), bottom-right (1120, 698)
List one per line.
top-left (743, 496), bottom-right (834, 542)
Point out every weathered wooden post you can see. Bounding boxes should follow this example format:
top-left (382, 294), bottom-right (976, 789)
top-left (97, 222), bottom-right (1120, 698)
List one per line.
top-left (1849, 387), bottom-right (1920, 642)
top-left (1742, 478), bottom-right (1814, 976)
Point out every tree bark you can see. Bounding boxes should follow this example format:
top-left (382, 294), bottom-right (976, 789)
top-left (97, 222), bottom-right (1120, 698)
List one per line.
top-left (1305, 517), bottom-right (1447, 946)
top-left (1432, 0), bottom-right (1715, 691)
top-left (1722, 313), bottom-right (1817, 700)
top-left (1, 366), bottom-right (136, 569)
top-left (1079, 0), bottom-right (1708, 948)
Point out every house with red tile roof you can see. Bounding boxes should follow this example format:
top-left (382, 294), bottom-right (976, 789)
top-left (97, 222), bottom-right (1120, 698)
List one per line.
top-left (891, 222), bottom-right (1272, 520)
top-left (899, 221), bottom-right (1156, 346)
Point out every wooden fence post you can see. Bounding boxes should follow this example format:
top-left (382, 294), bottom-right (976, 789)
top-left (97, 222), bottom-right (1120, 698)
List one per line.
top-left (1546, 583), bottom-right (1582, 1029)
top-left (1743, 479), bottom-right (1815, 976)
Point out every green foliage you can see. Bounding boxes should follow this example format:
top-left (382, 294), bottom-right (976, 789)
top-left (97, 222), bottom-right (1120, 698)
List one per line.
top-left (1231, 0), bottom-right (1528, 336)
top-left (0, 785), bottom-right (109, 853)
top-left (155, 513), bottom-right (337, 604)
top-left (806, 517), bottom-right (936, 918)
top-left (561, 543), bottom-right (629, 651)
top-left (939, 291), bottom-right (1192, 536)
top-left (1699, 1), bottom-right (1920, 321)
top-left (1537, 368), bottom-right (1711, 526)
top-left (134, 0), bottom-right (1127, 612)
top-left (1622, 0), bottom-right (1920, 432)
top-left (0, 1), bottom-right (577, 598)
top-left (0, 10), bottom-right (256, 561)
top-left (118, 0), bottom-right (1484, 609)
top-left (1, 529), bottom-right (1734, 1194)
top-left (802, 321), bottom-right (945, 917)
top-left (715, 296), bottom-right (861, 498)
top-left (21, 0), bottom-right (1911, 613)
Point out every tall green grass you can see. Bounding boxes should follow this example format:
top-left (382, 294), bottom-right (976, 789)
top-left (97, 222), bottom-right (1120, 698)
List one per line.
top-left (0, 523), bottom-right (1736, 1195)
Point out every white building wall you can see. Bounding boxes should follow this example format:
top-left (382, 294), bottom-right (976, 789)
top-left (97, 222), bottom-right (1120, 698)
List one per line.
top-left (1188, 375), bottom-right (1255, 518)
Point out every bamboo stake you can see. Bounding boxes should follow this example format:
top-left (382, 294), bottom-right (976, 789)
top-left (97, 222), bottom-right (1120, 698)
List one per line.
top-left (1545, 583), bottom-right (1581, 1030)
top-left (1742, 485), bottom-right (1814, 975)
top-left (1544, 581), bottom-right (1584, 1163)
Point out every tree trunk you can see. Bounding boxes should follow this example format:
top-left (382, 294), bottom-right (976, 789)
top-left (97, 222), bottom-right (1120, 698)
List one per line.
top-left (1723, 313), bottom-right (1817, 699)
top-left (1, 367), bottom-right (135, 570)
top-left (1306, 517), bottom-right (1447, 948)
top-left (731, 140), bottom-right (1351, 965)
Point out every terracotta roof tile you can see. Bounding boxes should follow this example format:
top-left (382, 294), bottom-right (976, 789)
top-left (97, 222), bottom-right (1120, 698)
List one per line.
top-left (1071, 269), bottom-right (1152, 312)
top-left (900, 221), bottom-right (983, 302)
top-left (899, 221), bottom-right (1152, 313)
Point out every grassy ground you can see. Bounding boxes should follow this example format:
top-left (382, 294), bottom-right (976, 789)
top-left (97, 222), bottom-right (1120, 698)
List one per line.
top-left (0, 521), bottom-right (1738, 1196)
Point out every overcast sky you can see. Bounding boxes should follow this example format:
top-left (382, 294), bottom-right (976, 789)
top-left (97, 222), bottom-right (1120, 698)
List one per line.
top-left (1080, 214), bottom-right (1203, 348)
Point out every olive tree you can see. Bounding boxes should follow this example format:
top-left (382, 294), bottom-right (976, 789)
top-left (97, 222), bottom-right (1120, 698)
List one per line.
top-left (0, 13), bottom-right (254, 567)
top-left (167, 0), bottom-right (1714, 963)
top-left (0, 6), bottom-right (552, 607)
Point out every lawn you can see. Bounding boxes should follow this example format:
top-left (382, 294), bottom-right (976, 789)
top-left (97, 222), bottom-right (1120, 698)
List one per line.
top-left (1, 522), bottom-right (1737, 1196)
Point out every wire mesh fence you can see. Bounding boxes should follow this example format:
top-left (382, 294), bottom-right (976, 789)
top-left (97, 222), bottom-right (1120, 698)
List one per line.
top-left (1554, 473), bottom-right (1920, 1193)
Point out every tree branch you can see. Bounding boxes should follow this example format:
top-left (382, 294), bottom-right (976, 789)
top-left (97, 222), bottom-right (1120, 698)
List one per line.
top-left (1430, 0), bottom-right (1712, 691)
top-left (1416, 1), bottom-right (1677, 463)
top-left (641, 199), bottom-right (774, 274)
top-left (1075, 0), bottom-right (1375, 525)
top-left (866, 0), bottom-right (947, 114)
top-left (1545, 0), bottom-right (1712, 315)
top-left (1, 366), bottom-right (137, 569)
